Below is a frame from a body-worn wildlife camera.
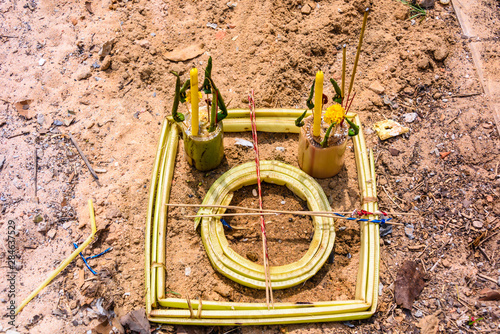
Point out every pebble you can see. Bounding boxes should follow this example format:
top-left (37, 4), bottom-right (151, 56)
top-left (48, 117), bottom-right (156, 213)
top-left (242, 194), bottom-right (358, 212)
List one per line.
top-left (301, 4), bottom-right (312, 14)
top-left (150, 32), bottom-right (156, 37)
top-left (94, 168), bottom-right (107, 174)
top-left (206, 22), bottom-right (218, 29)
top-left (417, 57), bottom-right (430, 70)
top-left (214, 284), bottom-right (230, 298)
top-left (184, 266), bottom-right (191, 276)
top-left (252, 189), bottom-right (258, 197)
top-left (235, 138), bottom-right (254, 148)
top-left (440, 0), bottom-right (450, 4)
top-left (75, 67), bottom-right (92, 81)
top-left (403, 112), bottom-right (418, 123)
top-left (368, 81), bottom-right (385, 95)
top-left (404, 223), bottom-right (415, 239)
top-left (433, 47), bottom-right (449, 62)
top-left (414, 310), bottom-right (423, 318)
top-left (246, 251), bottom-right (258, 262)
top-left (100, 55), bottom-right (111, 71)
top-left (280, 200), bottom-right (286, 205)
top-left (276, 147), bottom-right (285, 152)
top-left (472, 220), bottom-right (483, 229)
top-left (379, 282), bottom-right (384, 296)
top-left (47, 229), bottom-right (57, 239)
top-left (39, 58), bottom-right (46, 66)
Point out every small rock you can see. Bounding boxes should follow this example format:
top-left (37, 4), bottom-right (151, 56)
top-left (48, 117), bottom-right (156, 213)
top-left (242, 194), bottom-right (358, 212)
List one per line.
top-left (403, 112), bottom-right (418, 123)
top-left (235, 138), bottom-right (254, 148)
top-left (98, 39), bottom-right (115, 58)
top-left (94, 168), bottom-right (107, 173)
top-left (206, 22), bottom-right (218, 29)
top-left (101, 55), bottom-right (111, 71)
top-left (416, 0), bottom-right (435, 9)
top-left (417, 57), bottom-right (430, 70)
top-left (405, 224), bottom-right (415, 239)
top-left (252, 189), bottom-right (258, 197)
top-left (440, 0), bottom-right (450, 5)
top-left (34, 214), bottom-right (44, 223)
top-left (472, 220), bottom-right (483, 229)
top-left (135, 39), bottom-right (151, 49)
top-left (39, 58), bottom-right (46, 66)
top-left (433, 47), bottom-right (449, 62)
top-left (369, 81), bottom-right (385, 95)
top-left (37, 113), bottom-right (45, 126)
top-left (433, 92), bottom-right (442, 99)
top-left (275, 147), bottom-right (285, 152)
top-left (301, 4), bottom-right (312, 14)
top-left (414, 309), bottom-right (424, 318)
top-left (184, 266), bottom-right (191, 276)
top-left (214, 285), bottom-right (231, 298)
top-left (442, 259), bottom-right (451, 268)
top-left (388, 148), bottom-right (401, 156)
top-left (439, 151), bottom-right (450, 159)
top-left (246, 252), bottom-right (258, 262)
top-left (47, 229), bottom-right (57, 239)
top-left (163, 43), bottom-right (205, 62)
top-left (379, 282), bottom-right (384, 296)
top-left (75, 67), bottom-right (92, 81)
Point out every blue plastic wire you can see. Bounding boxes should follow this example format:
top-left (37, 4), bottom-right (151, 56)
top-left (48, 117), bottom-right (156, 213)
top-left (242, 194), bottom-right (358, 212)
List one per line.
top-left (332, 213), bottom-right (392, 226)
top-left (220, 218), bottom-right (232, 230)
top-left (73, 242), bottom-right (97, 275)
top-left (86, 247), bottom-right (113, 260)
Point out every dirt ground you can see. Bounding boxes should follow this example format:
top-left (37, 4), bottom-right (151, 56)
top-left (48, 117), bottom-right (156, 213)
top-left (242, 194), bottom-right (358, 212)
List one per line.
top-left (0, 0), bottom-right (499, 333)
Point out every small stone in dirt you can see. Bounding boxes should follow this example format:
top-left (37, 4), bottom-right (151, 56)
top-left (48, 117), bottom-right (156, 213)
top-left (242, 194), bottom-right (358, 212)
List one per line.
top-left (47, 229), bottom-right (57, 239)
top-left (100, 55), bottom-right (111, 71)
top-left (440, 0), bottom-right (450, 4)
top-left (380, 224), bottom-right (393, 237)
top-left (388, 148), bottom-right (400, 156)
top-left (276, 146), bottom-right (285, 152)
top-left (75, 67), bottom-right (92, 81)
top-left (416, 0), bottom-right (435, 9)
top-left (414, 309), bottom-right (423, 318)
top-left (34, 214), bottom-right (43, 223)
top-left (252, 189), bottom-right (258, 197)
top-left (184, 266), bottom-right (191, 276)
top-left (403, 112), bottom-right (418, 123)
top-left (39, 58), bottom-right (46, 66)
top-left (214, 285), bottom-right (231, 298)
top-left (369, 81), bottom-right (385, 95)
top-left (246, 251), bottom-right (258, 262)
top-left (439, 151), bottom-right (450, 159)
top-left (94, 168), bottom-right (107, 173)
top-left (135, 39), bottom-right (151, 49)
top-left (433, 47), bottom-right (449, 62)
top-left (163, 44), bottom-right (205, 62)
top-left (301, 4), bottom-right (312, 14)
top-left (37, 113), bottom-right (44, 126)
top-left (433, 92), bottom-right (442, 99)
top-left (235, 138), bottom-right (253, 148)
top-left (417, 57), bottom-right (430, 70)
top-left (472, 220), bottom-right (483, 229)
top-left (442, 259), bottom-right (451, 268)
top-left (98, 39), bottom-right (115, 58)
top-left (405, 223), bottom-right (415, 239)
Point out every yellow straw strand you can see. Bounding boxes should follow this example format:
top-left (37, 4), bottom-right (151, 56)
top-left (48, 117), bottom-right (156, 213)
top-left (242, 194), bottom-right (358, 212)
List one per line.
top-left (16, 199), bottom-right (97, 314)
top-left (342, 44), bottom-right (346, 101)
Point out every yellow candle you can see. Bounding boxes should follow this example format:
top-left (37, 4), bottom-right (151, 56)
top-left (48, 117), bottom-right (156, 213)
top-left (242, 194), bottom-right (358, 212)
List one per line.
top-left (313, 70), bottom-right (324, 137)
top-left (190, 68), bottom-right (199, 136)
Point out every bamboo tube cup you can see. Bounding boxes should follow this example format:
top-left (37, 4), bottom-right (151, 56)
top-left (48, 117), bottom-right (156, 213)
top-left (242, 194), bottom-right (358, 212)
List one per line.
top-left (182, 121), bottom-right (224, 171)
top-left (298, 116), bottom-right (347, 178)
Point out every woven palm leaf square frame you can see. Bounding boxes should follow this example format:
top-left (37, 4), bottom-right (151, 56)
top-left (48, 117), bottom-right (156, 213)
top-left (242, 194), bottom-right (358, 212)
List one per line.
top-left (145, 110), bottom-right (380, 326)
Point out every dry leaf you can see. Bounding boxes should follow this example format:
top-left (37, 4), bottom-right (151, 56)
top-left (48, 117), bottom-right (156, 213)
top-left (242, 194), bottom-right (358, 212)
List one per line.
top-left (478, 289), bottom-right (500, 301)
top-left (395, 260), bottom-right (426, 309)
top-left (417, 311), bottom-right (440, 334)
top-left (120, 308), bottom-right (150, 334)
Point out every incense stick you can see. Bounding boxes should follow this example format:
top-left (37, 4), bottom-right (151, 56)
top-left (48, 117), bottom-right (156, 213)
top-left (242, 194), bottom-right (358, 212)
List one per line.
top-left (347, 8), bottom-right (369, 98)
top-left (341, 44), bottom-right (346, 107)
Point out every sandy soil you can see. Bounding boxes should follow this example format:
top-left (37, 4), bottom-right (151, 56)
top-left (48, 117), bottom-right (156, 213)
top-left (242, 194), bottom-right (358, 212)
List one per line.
top-left (0, 0), bottom-right (499, 333)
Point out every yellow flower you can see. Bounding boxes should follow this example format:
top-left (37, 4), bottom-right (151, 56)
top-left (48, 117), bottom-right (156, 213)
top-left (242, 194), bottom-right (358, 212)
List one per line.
top-left (186, 91), bottom-right (203, 103)
top-left (324, 104), bottom-right (345, 125)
